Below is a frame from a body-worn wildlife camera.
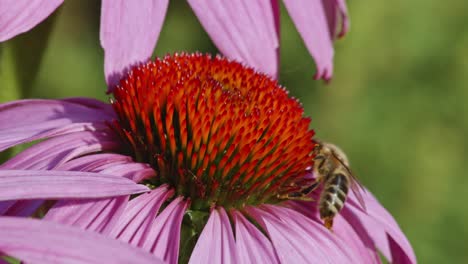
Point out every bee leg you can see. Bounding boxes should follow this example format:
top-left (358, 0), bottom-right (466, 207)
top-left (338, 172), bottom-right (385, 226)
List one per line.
top-left (277, 178), bottom-right (323, 201)
top-left (277, 192), bottom-right (315, 201)
top-left (299, 180), bottom-right (321, 196)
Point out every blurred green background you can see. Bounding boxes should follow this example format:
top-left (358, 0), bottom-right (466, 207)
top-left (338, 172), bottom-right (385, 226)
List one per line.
top-left (1, 1), bottom-right (467, 263)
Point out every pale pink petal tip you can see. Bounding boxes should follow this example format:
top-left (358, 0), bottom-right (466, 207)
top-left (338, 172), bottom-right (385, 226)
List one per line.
top-left (188, 0), bottom-right (279, 78)
top-left (100, 0), bottom-right (169, 91)
top-left (0, 0), bottom-right (63, 42)
top-left (0, 216), bottom-right (164, 264)
top-left (283, 0), bottom-right (350, 81)
top-left (336, 0), bottom-right (350, 38)
top-left (189, 208), bottom-right (239, 264)
top-left (348, 190), bottom-right (417, 264)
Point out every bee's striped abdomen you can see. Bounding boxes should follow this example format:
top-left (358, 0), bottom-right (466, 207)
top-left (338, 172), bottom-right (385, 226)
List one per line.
top-left (319, 173), bottom-right (349, 228)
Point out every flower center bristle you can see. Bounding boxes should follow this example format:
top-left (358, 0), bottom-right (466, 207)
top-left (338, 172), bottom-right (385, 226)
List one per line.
top-left (111, 53), bottom-right (315, 210)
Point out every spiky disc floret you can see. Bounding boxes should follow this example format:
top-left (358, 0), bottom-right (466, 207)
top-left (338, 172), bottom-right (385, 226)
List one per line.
top-left (112, 53), bottom-right (315, 210)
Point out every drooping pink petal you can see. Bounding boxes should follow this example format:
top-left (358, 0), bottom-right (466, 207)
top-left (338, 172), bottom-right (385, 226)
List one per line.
top-left (44, 196), bottom-right (128, 235)
top-left (100, 0), bottom-right (169, 90)
top-left (1, 131), bottom-right (120, 170)
top-left (188, 0), bottom-right (279, 77)
top-left (286, 199), bottom-right (381, 263)
top-left (282, 0), bottom-right (344, 80)
top-left (346, 191), bottom-right (417, 264)
top-left (0, 0), bottom-right (63, 42)
top-left (111, 186), bottom-right (174, 246)
top-left (388, 235), bottom-right (414, 264)
top-left (341, 206), bottom-right (381, 256)
top-left (189, 207), bottom-right (239, 264)
top-left (232, 210), bottom-right (280, 264)
top-left (321, 0), bottom-right (350, 40)
top-left (333, 214), bottom-right (381, 263)
top-left (0, 170), bottom-right (149, 201)
top-left (142, 197), bottom-right (188, 264)
top-left (0, 217), bottom-right (165, 264)
top-left (0, 99), bottom-right (114, 151)
top-left (247, 205), bottom-right (360, 263)
top-left (335, 0), bottom-right (350, 37)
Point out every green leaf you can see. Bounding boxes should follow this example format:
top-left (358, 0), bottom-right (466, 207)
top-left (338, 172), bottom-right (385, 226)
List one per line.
top-left (0, 10), bottom-right (59, 100)
top-left (179, 210), bottom-right (210, 263)
top-left (0, 44), bottom-right (22, 102)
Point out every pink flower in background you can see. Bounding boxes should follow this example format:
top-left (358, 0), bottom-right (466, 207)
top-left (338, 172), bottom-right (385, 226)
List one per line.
top-left (0, 0), bottom-right (348, 83)
top-left (0, 53), bottom-right (415, 263)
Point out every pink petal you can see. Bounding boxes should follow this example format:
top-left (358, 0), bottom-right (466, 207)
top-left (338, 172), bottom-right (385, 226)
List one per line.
top-left (0, 99), bottom-right (114, 151)
top-left (57, 153), bottom-right (155, 182)
top-left (142, 197), bottom-right (188, 264)
top-left (321, 0), bottom-right (350, 39)
top-left (55, 150), bottom-right (153, 179)
top-left (99, 162), bottom-right (156, 182)
top-left (271, 0), bottom-right (280, 67)
top-left (333, 214), bottom-right (381, 263)
top-left (336, 0), bottom-right (350, 37)
top-left (44, 196), bottom-right (128, 235)
top-left (0, 217), bottom-right (164, 264)
top-left (0, 0), bottom-right (63, 42)
top-left (1, 131), bottom-right (120, 170)
top-left (100, 0), bottom-right (169, 90)
top-left (346, 190), bottom-right (417, 264)
top-left (286, 199), bottom-right (381, 263)
top-left (0, 170), bottom-right (149, 201)
top-left (282, 0), bottom-right (341, 80)
top-left (111, 186), bottom-right (174, 246)
top-left (1, 153), bottom-right (133, 217)
top-left (63, 97), bottom-right (116, 116)
top-left (189, 207), bottom-right (239, 264)
top-left (56, 153), bottom-right (133, 171)
top-left (232, 210), bottom-right (280, 264)
top-left (188, 0), bottom-right (279, 77)
top-left (247, 205), bottom-right (360, 263)
top-left (43, 162), bottom-right (157, 233)
top-left (0, 99), bottom-right (114, 130)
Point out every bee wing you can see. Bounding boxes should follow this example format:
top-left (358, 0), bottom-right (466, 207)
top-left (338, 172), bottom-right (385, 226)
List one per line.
top-left (332, 152), bottom-right (367, 212)
top-left (348, 172), bottom-right (367, 212)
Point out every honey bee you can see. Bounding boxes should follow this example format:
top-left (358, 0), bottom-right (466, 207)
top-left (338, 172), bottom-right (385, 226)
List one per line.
top-left (280, 140), bottom-right (367, 230)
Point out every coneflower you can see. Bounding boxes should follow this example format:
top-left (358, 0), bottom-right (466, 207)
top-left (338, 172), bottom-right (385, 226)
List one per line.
top-left (0, 54), bottom-right (415, 263)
